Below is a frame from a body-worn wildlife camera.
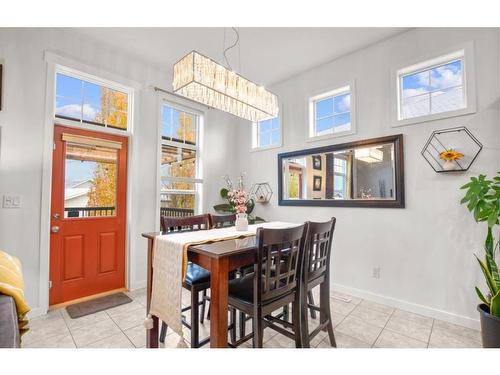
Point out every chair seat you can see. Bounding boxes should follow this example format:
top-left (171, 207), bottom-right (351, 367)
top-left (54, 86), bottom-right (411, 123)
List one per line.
top-left (184, 262), bottom-right (210, 286)
top-left (228, 272), bottom-right (291, 305)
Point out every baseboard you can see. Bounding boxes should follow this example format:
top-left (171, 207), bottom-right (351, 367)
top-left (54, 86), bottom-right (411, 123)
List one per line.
top-left (129, 279), bottom-right (146, 291)
top-left (332, 283), bottom-right (480, 330)
top-left (27, 306), bottom-right (46, 319)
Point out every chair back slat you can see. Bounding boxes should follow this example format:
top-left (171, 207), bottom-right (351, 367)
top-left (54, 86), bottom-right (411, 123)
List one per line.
top-left (254, 224), bottom-right (307, 303)
top-left (304, 218), bottom-right (336, 282)
top-left (161, 214), bottom-right (211, 233)
top-left (210, 214), bottom-right (236, 228)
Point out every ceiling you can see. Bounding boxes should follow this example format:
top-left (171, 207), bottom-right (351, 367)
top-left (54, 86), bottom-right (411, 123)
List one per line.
top-left (71, 28), bottom-right (408, 86)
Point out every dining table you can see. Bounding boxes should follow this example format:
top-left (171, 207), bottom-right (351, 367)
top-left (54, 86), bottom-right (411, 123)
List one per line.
top-left (141, 229), bottom-right (260, 348)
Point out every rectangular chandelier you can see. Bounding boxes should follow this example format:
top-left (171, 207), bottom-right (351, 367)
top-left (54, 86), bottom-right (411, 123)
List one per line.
top-left (172, 51), bottom-right (279, 122)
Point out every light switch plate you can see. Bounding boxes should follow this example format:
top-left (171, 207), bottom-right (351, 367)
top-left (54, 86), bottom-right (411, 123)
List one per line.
top-left (2, 195), bottom-right (21, 208)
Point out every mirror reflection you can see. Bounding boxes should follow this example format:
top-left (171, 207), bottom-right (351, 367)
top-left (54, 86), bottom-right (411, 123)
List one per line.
top-left (282, 143), bottom-right (395, 201)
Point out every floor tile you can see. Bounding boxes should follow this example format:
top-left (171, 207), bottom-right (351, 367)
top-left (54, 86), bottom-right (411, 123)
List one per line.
top-left (391, 309), bottom-right (433, 327)
top-left (71, 319), bottom-right (121, 347)
top-left (109, 306), bottom-right (147, 331)
top-left (331, 291), bottom-right (362, 305)
top-left (374, 329), bottom-right (428, 348)
top-left (23, 332), bottom-right (75, 348)
top-left (123, 324), bottom-right (147, 348)
top-left (385, 315), bottom-right (432, 343)
top-left (62, 310), bottom-right (111, 330)
top-left (264, 334), bottom-right (296, 348)
top-left (432, 320), bottom-right (481, 342)
top-left (358, 300), bottom-right (395, 315)
top-left (22, 317), bottom-right (70, 346)
top-left (86, 332), bottom-right (134, 348)
top-left (429, 327), bottom-right (481, 348)
top-left (335, 315), bottom-right (383, 345)
top-left (350, 304), bottom-right (392, 328)
top-left (320, 331), bottom-right (371, 348)
top-left (105, 301), bottom-right (144, 318)
top-left (330, 298), bottom-right (357, 315)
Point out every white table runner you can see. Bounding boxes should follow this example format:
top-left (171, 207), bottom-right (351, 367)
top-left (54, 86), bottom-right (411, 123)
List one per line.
top-left (149, 221), bottom-right (299, 342)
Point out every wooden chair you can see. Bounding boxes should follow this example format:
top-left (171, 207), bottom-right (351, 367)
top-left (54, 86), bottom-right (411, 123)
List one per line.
top-left (228, 224), bottom-right (308, 348)
top-left (301, 217), bottom-right (337, 348)
top-left (210, 213), bottom-right (236, 228)
top-left (159, 214), bottom-right (212, 348)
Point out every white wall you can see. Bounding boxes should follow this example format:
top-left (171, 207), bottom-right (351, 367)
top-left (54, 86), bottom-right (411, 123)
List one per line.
top-left (236, 28), bottom-right (500, 328)
top-left (0, 28), bottom-right (236, 315)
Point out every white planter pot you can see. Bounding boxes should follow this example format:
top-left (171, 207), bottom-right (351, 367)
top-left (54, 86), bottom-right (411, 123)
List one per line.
top-left (235, 213), bottom-right (248, 231)
top-left (442, 160), bottom-right (456, 171)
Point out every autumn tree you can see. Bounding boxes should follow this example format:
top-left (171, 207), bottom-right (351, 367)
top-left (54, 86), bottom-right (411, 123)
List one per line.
top-left (166, 113), bottom-right (196, 210)
top-left (87, 161), bottom-right (117, 213)
top-left (95, 87), bottom-right (128, 129)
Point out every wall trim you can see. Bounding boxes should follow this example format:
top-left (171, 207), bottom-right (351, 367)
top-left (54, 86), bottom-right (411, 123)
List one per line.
top-left (332, 282), bottom-right (480, 330)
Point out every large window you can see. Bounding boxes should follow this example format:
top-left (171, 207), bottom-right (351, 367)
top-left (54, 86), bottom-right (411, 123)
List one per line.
top-left (55, 69), bottom-right (132, 131)
top-left (160, 104), bottom-right (202, 219)
top-left (394, 46), bottom-right (476, 126)
top-left (399, 52), bottom-right (465, 121)
top-left (252, 115), bottom-right (281, 149)
top-left (309, 85), bottom-right (354, 139)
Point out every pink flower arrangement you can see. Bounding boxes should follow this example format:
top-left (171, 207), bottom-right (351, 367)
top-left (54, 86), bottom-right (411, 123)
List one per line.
top-left (227, 189), bottom-right (249, 214)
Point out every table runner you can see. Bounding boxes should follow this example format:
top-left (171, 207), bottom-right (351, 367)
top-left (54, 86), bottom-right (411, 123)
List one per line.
top-left (148, 221), bottom-right (298, 345)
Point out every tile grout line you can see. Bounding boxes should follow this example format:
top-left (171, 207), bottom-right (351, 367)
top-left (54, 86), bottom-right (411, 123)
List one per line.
top-left (426, 319), bottom-right (435, 348)
top-left (60, 309), bottom-right (79, 348)
top-left (370, 307), bottom-right (396, 348)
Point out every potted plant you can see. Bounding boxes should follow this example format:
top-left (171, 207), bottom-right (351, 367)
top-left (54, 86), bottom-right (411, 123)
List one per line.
top-left (461, 172), bottom-right (500, 347)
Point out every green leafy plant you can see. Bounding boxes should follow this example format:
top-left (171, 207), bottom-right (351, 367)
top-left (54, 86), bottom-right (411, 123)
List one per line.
top-left (461, 172), bottom-right (500, 317)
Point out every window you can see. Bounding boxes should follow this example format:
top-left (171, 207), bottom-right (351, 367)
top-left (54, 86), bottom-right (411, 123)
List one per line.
top-left (333, 157), bottom-right (347, 198)
top-left (309, 85), bottom-right (354, 139)
top-left (395, 46), bottom-right (475, 126)
top-left (55, 69), bottom-right (131, 131)
top-left (252, 115), bottom-right (281, 149)
top-left (160, 103), bottom-right (202, 219)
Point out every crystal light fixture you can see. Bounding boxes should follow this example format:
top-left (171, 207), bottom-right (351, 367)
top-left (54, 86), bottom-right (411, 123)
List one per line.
top-left (354, 147), bottom-right (384, 163)
top-left (172, 51), bottom-right (279, 122)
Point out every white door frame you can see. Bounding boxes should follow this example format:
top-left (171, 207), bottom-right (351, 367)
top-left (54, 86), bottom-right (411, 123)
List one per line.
top-left (36, 51), bottom-right (141, 315)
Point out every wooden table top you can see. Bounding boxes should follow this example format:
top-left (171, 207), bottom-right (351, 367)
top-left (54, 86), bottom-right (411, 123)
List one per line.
top-left (141, 231), bottom-right (257, 258)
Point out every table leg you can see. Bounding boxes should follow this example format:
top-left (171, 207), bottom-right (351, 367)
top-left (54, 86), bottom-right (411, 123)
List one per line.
top-left (146, 237), bottom-right (159, 348)
top-left (210, 257), bottom-right (229, 348)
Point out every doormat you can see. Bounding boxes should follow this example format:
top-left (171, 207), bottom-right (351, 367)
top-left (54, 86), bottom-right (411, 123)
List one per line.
top-left (66, 292), bottom-right (132, 319)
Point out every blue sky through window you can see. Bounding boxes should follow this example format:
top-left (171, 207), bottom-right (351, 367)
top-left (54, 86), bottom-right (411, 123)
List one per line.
top-left (400, 58), bottom-right (464, 119)
top-left (314, 91), bottom-right (351, 135)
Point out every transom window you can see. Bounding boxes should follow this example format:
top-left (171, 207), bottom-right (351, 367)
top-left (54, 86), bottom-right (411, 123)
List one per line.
top-left (252, 115), bottom-right (281, 149)
top-left (398, 50), bottom-right (466, 121)
top-left (309, 85), bottom-right (353, 138)
top-left (55, 69), bottom-right (132, 131)
top-left (159, 104), bottom-right (202, 221)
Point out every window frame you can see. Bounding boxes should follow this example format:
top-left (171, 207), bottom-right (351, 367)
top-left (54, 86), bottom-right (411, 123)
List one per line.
top-left (251, 106), bottom-right (283, 152)
top-left (54, 65), bottom-right (134, 134)
top-left (332, 155), bottom-right (348, 199)
top-left (308, 82), bottom-right (356, 142)
top-left (158, 99), bottom-right (204, 219)
top-left (392, 42), bottom-right (476, 127)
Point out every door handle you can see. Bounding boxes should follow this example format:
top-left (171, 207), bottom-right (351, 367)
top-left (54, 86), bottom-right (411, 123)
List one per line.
top-left (51, 226), bottom-right (60, 233)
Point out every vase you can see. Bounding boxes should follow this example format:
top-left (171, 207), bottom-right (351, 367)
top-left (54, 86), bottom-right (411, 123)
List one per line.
top-left (235, 213), bottom-right (248, 231)
top-left (442, 160), bottom-right (456, 171)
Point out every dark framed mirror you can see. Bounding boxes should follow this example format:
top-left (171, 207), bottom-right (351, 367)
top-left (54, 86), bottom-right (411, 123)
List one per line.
top-left (278, 134), bottom-right (405, 208)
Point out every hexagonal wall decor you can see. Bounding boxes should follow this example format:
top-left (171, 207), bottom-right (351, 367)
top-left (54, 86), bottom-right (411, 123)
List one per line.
top-left (249, 182), bottom-right (273, 203)
top-left (421, 126), bottom-right (482, 173)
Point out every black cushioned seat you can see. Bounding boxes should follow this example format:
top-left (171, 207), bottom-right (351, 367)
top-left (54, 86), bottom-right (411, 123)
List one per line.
top-left (184, 262), bottom-right (210, 286)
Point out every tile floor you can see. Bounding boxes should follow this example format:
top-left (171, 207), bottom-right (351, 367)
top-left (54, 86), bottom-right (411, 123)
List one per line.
top-left (22, 288), bottom-right (482, 348)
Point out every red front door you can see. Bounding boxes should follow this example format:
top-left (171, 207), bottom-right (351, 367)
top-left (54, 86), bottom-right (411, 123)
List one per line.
top-left (49, 125), bottom-right (128, 305)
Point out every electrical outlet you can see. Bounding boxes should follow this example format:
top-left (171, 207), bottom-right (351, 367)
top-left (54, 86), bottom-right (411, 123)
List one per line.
top-left (372, 267), bottom-right (381, 279)
top-left (2, 195), bottom-right (21, 208)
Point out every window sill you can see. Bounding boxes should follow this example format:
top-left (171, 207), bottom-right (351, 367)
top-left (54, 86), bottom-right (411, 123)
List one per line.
top-left (306, 129), bottom-right (356, 143)
top-left (250, 144), bottom-right (282, 153)
top-left (392, 106), bottom-right (476, 128)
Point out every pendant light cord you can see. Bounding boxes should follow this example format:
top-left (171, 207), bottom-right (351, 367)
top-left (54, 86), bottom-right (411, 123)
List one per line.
top-left (223, 27), bottom-right (239, 71)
